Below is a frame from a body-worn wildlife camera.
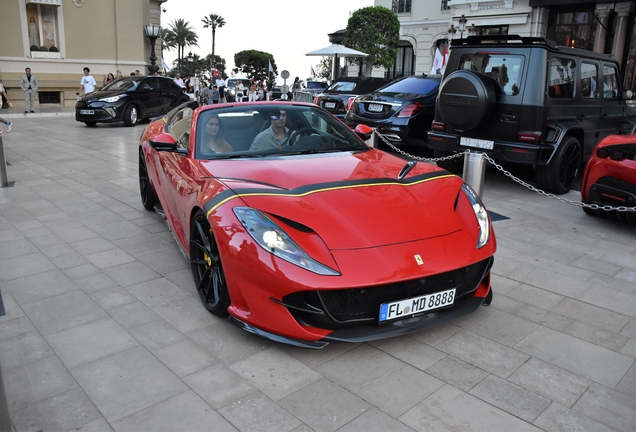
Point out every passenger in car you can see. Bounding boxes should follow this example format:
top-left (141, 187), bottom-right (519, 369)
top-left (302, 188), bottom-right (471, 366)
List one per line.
top-left (201, 114), bottom-right (233, 154)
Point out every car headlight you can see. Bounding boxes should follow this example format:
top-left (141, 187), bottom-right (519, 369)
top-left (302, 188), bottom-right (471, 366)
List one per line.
top-left (99, 95), bottom-right (121, 103)
top-left (461, 184), bottom-right (490, 248)
top-left (233, 207), bottom-right (340, 276)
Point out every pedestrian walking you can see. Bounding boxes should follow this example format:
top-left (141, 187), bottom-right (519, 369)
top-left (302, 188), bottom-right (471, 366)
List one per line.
top-left (0, 116), bottom-right (12, 132)
top-left (211, 85), bottom-right (219, 104)
top-left (0, 81), bottom-right (12, 110)
top-left (20, 67), bottom-right (38, 113)
top-left (78, 67), bottom-right (96, 95)
top-left (216, 77), bottom-right (226, 103)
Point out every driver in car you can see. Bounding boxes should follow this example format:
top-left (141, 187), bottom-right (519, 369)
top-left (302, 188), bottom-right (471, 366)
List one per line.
top-left (250, 110), bottom-right (291, 150)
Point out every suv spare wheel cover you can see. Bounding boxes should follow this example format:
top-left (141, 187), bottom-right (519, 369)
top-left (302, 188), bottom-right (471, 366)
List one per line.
top-left (438, 70), bottom-right (496, 131)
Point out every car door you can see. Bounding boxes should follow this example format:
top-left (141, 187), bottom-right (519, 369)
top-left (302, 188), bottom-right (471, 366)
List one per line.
top-left (158, 78), bottom-right (179, 113)
top-left (137, 77), bottom-right (161, 117)
top-left (598, 64), bottom-right (628, 141)
top-left (154, 106), bottom-right (195, 244)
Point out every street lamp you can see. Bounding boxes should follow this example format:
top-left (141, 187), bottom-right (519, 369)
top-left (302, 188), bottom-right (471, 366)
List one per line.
top-left (144, 23), bottom-right (161, 75)
top-left (187, 52), bottom-right (194, 76)
top-left (448, 24), bottom-right (457, 42)
top-left (458, 15), bottom-right (468, 39)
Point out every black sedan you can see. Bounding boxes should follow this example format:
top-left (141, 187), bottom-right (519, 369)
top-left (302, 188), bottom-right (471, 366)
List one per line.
top-left (344, 75), bottom-right (441, 148)
top-left (75, 76), bottom-right (190, 127)
top-left (314, 77), bottom-right (391, 118)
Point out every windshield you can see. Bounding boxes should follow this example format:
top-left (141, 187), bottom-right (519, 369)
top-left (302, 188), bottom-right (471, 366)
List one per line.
top-left (327, 81), bottom-right (357, 92)
top-left (101, 77), bottom-right (140, 91)
top-left (195, 103), bottom-right (369, 159)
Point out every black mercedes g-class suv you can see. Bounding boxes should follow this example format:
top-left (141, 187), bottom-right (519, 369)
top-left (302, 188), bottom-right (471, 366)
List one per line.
top-left (427, 35), bottom-right (636, 194)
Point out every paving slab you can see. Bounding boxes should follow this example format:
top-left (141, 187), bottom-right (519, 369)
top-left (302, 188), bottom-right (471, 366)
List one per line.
top-left (2, 116), bottom-right (636, 431)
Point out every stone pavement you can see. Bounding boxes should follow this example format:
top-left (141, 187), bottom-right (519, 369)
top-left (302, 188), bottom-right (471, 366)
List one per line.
top-left (0, 113), bottom-right (635, 432)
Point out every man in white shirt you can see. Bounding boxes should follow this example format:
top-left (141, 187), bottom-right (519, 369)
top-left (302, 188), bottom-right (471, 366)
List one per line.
top-left (78, 67), bottom-right (96, 95)
top-left (174, 73), bottom-right (184, 87)
top-left (216, 77), bottom-right (226, 103)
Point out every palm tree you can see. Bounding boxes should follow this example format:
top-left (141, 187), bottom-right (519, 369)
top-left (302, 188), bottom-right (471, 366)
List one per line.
top-left (202, 14), bottom-right (226, 72)
top-left (165, 19), bottom-right (198, 74)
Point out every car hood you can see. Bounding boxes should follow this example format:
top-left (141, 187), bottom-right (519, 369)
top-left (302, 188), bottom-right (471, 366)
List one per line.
top-left (201, 150), bottom-right (467, 249)
top-left (81, 90), bottom-right (128, 102)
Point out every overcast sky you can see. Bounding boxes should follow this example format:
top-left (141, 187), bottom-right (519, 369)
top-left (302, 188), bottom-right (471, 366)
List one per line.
top-left (161, 0), bottom-right (374, 84)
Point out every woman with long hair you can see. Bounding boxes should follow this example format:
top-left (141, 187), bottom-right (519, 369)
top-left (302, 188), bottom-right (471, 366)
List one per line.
top-left (201, 114), bottom-right (233, 154)
top-left (103, 72), bottom-right (115, 86)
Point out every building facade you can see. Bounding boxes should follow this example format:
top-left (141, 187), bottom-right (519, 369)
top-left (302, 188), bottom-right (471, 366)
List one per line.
top-left (0, 0), bottom-right (166, 108)
top-left (375, 0), bottom-right (636, 91)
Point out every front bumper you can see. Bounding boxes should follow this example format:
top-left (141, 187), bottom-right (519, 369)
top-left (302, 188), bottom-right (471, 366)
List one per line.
top-left (75, 101), bottom-right (124, 123)
top-left (427, 131), bottom-right (555, 165)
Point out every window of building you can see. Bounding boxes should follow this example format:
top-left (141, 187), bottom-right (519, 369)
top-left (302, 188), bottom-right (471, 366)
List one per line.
top-left (392, 0), bottom-right (412, 14)
top-left (441, 0), bottom-right (450, 11)
top-left (474, 26), bottom-right (509, 36)
top-left (26, 1), bottom-right (61, 55)
top-left (547, 11), bottom-right (596, 51)
top-left (386, 42), bottom-right (415, 80)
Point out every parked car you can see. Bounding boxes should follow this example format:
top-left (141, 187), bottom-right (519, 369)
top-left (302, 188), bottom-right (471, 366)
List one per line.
top-left (138, 101), bottom-right (496, 348)
top-left (427, 35), bottom-right (636, 194)
top-left (580, 134), bottom-right (636, 223)
top-left (304, 80), bottom-right (328, 99)
top-left (225, 78), bottom-right (252, 102)
top-left (345, 75), bottom-right (441, 147)
top-left (75, 76), bottom-right (189, 127)
top-left (314, 77), bottom-right (392, 118)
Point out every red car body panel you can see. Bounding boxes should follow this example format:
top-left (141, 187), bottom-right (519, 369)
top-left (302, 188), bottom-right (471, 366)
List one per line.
top-left (581, 133), bottom-right (636, 223)
top-left (139, 102), bottom-right (497, 346)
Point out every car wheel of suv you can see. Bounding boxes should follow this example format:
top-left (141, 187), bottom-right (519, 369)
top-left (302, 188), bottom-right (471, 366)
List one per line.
top-left (535, 136), bottom-right (582, 194)
top-left (438, 71), bottom-right (496, 131)
top-left (434, 150), bottom-right (464, 174)
top-left (124, 104), bottom-right (139, 127)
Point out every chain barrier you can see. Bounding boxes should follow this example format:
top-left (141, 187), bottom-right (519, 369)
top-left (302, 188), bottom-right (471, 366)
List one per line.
top-left (373, 130), bottom-right (636, 213)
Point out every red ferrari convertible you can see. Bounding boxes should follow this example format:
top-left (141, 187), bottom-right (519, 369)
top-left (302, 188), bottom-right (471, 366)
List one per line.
top-left (138, 101), bottom-right (496, 348)
top-left (581, 134), bottom-right (636, 223)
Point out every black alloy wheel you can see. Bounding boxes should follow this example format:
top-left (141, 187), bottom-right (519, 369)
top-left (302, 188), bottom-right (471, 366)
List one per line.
top-left (124, 104), bottom-right (139, 127)
top-left (139, 149), bottom-right (157, 211)
top-left (190, 210), bottom-right (230, 316)
top-left (535, 136), bottom-right (582, 194)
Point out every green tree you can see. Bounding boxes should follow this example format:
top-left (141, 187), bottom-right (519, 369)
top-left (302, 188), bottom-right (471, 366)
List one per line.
top-left (164, 19), bottom-right (198, 74)
top-left (201, 14), bottom-right (226, 72)
top-left (234, 50), bottom-right (277, 79)
top-left (204, 54), bottom-right (228, 79)
top-left (344, 6), bottom-right (399, 76)
top-left (315, 57), bottom-right (332, 80)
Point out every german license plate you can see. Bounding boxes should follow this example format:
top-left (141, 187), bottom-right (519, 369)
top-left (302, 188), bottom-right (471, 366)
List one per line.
top-left (80, 110), bottom-right (95, 115)
top-left (368, 104), bottom-right (383, 112)
top-left (460, 137), bottom-right (493, 150)
top-left (379, 289), bottom-right (456, 322)
top-left (325, 102), bottom-right (336, 109)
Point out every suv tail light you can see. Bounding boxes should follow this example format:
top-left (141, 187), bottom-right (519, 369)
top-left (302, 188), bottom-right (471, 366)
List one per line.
top-left (313, 96), bottom-right (319, 105)
top-left (346, 97), bottom-right (356, 112)
top-left (397, 102), bottom-right (425, 118)
top-left (431, 121), bottom-right (445, 132)
top-left (517, 133), bottom-right (540, 143)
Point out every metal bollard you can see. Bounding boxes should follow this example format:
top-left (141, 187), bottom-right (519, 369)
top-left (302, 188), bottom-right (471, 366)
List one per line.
top-left (0, 132), bottom-right (10, 188)
top-left (462, 151), bottom-right (486, 197)
top-left (0, 358), bottom-right (11, 432)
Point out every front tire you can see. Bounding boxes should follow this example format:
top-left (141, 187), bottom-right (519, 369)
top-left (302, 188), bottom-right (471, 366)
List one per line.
top-left (190, 210), bottom-right (230, 316)
top-left (434, 149), bottom-right (464, 174)
top-left (139, 149), bottom-right (157, 211)
top-left (535, 136), bottom-right (582, 194)
top-left (123, 104), bottom-right (139, 127)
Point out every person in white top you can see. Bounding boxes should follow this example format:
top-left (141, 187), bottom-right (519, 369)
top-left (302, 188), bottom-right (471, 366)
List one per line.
top-left (247, 82), bottom-right (259, 102)
top-left (174, 73), bottom-right (185, 87)
top-left (216, 77), bottom-right (226, 103)
top-left (78, 67), bottom-right (97, 95)
top-left (235, 80), bottom-right (244, 102)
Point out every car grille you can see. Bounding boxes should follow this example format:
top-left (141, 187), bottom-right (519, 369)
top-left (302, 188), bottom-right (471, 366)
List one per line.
top-left (282, 257), bottom-right (492, 327)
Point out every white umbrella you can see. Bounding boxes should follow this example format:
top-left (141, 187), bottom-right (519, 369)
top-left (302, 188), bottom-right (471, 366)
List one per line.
top-left (306, 45), bottom-right (368, 81)
top-left (305, 44), bottom-right (368, 57)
